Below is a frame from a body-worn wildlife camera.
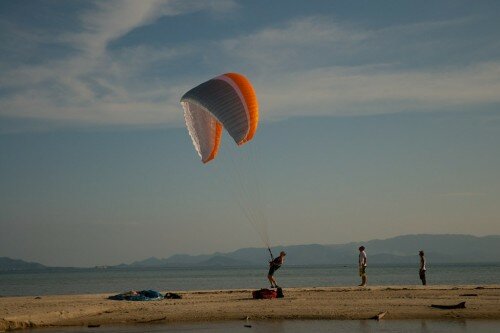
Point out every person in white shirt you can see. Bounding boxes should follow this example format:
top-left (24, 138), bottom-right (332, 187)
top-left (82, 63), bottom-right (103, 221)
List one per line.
top-left (419, 250), bottom-right (427, 285)
top-left (358, 246), bottom-right (367, 287)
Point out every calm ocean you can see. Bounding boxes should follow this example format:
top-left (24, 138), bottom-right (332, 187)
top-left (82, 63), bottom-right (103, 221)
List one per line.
top-left (1, 263), bottom-right (499, 297)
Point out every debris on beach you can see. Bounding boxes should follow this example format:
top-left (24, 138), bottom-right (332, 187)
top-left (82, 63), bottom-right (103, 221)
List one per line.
top-left (164, 292), bottom-right (182, 299)
top-left (243, 316), bottom-right (252, 328)
top-left (430, 301), bottom-right (466, 309)
top-left (137, 316), bottom-right (167, 323)
top-left (276, 287), bottom-right (284, 298)
top-left (370, 311), bottom-right (387, 320)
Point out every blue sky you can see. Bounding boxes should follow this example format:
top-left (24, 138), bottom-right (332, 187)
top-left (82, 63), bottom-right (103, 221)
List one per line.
top-left (1, 1), bottom-right (499, 266)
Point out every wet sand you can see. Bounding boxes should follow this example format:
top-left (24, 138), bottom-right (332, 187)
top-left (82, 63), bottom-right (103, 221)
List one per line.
top-left (1, 285), bottom-right (499, 331)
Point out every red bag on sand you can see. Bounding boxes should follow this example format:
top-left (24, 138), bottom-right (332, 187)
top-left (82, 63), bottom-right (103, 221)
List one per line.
top-left (252, 288), bottom-right (277, 299)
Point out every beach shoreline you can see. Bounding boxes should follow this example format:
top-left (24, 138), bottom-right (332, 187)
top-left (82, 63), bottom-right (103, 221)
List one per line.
top-left (1, 285), bottom-right (499, 331)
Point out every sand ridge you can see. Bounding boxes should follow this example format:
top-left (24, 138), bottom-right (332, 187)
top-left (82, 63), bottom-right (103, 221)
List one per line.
top-left (1, 285), bottom-right (499, 331)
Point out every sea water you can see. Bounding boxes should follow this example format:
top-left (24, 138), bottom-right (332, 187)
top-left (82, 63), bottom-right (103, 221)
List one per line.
top-left (24, 320), bottom-right (500, 333)
top-left (1, 263), bottom-right (499, 296)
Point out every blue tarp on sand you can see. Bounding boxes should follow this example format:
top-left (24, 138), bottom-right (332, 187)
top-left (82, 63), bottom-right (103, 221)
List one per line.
top-left (108, 290), bottom-right (163, 301)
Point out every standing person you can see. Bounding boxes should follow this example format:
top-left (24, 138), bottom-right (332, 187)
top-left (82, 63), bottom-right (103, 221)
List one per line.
top-left (358, 246), bottom-right (367, 287)
top-left (268, 251), bottom-right (286, 288)
top-left (419, 250), bottom-right (427, 285)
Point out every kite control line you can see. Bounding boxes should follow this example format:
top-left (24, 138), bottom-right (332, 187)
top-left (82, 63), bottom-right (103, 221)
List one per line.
top-left (268, 247), bottom-right (274, 260)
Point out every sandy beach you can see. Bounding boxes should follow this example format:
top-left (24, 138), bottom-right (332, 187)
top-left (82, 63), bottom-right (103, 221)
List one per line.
top-left (1, 285), bottom-right (499, 331)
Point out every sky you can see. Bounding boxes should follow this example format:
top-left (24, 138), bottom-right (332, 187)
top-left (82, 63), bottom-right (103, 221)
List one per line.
top-left (1, 0), bottom-right (499, 267)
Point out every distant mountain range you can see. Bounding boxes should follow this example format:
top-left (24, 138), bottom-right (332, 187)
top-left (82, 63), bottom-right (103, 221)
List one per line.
top-left (2, 234), bottom-right (499, 271)
top-left (125, 234), bottom-right (500, 267)
top-left (0, 257), bottom-right (47, 271)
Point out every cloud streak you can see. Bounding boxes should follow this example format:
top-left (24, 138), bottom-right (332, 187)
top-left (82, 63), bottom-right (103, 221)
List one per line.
top-left (256, 61), bottom-right (500, 119)
top-left (1, 7), bottom-right (499, 130)
top-left (0, 0), bottom-right (223, 126)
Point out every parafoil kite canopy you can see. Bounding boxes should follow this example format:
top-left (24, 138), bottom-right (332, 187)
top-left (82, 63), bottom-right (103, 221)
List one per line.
top-left (180, 73), bottom-right (259, 163)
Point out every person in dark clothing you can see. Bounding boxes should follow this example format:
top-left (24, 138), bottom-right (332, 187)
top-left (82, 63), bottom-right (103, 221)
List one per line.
top-left (268, 251), bottom-right (286, 288)
top-left (419, 250), bottom-right (427, 285)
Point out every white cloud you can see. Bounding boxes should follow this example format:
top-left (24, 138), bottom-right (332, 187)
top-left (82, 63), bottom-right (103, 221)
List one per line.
top-left (0, 0), bottom-right (230, 126)
top-left (256, 61), bottom-right (500, 119)
top-left (1, 9), bottom-right (499, 130)
top-left (61, 0), bottom-right (236, 57)
top-left (215, 16), bottom-right (369, 76)
top-left (214, 16), bottom-right (500, 119)
top-left (65, 1), bottom-right (163, 57)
